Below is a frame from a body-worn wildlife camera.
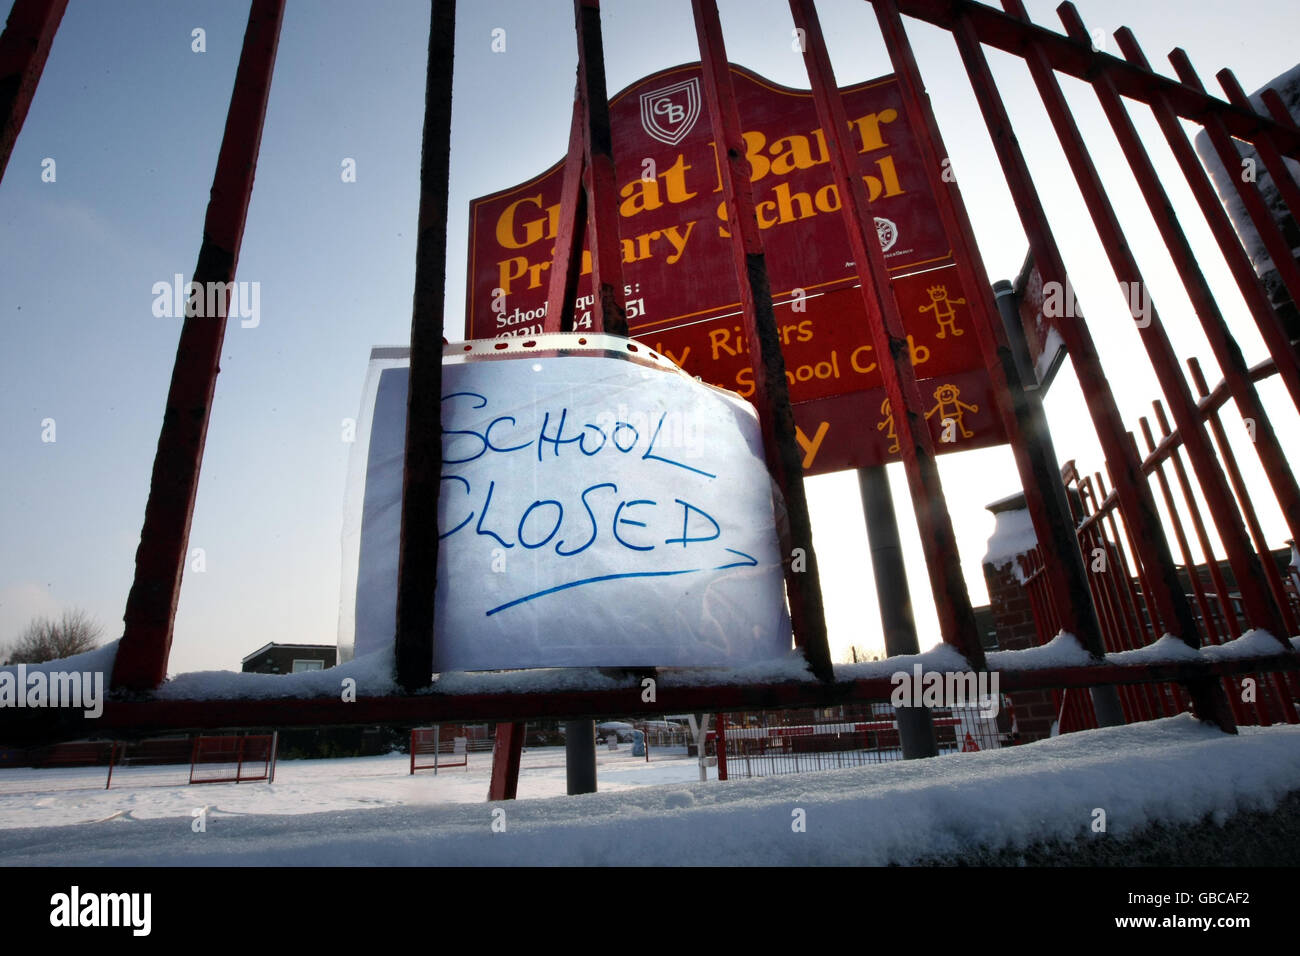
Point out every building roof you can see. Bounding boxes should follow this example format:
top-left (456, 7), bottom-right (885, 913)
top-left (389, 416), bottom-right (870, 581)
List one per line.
top-left (240, 643), bottom-right (339, 665)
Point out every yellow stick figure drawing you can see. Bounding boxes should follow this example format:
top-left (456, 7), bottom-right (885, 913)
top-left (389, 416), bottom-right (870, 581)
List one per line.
top-left (918, 284), bottom-right (966, 339)
top-left (925, 383), bottom-right (978, 439)
top-left (877, 397), bottom-right (899, 454)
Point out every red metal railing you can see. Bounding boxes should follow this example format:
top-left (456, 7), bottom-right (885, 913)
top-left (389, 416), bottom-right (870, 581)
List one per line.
top-left (1020, 360), bottom-right (1300, 732)
top-left (1, 1), bottom-right (1298, 777)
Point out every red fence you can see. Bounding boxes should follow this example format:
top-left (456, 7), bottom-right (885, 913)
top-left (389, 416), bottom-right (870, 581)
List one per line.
top-left (1, 0), bottom-right (1297, 776)
top-left (1020, 360), bottom-right (1300, 732)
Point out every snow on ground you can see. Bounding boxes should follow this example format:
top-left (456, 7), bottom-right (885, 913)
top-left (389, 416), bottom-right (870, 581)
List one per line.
top-left (0, 715), bottom-right (1297, 865)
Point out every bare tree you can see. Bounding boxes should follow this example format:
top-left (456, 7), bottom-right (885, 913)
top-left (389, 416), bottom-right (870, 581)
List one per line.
top-left (3, 609), bottom-right (103, 664)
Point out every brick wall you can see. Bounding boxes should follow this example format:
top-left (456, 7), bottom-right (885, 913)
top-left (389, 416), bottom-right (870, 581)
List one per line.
top-left (983, 557), bottom-right (1058, 742)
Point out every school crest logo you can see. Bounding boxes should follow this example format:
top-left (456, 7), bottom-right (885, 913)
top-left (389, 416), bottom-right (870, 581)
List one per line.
top-left (640, 77), bottom-right (701, 146)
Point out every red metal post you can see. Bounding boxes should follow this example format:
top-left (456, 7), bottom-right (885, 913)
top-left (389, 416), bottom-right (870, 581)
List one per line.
top-left (1150, 401), bottom-right (1241, 638)
top-left (691, 0), bottom-right (832, 679)
top-left (1036, 5), bottom-right (1288, 648)
top-left (1217, 69), bottom-right (1300, 227)
top-left (1099, 29), bottom-right (1300, 546)
top-left (104, 741), bottom-right (116, 790)
top-left (573, 0), bottom-right (627, 336)
top-left (1108, 36), bottom-right (1300, 414)
top-left (543, 95), bottom-right (588, 334)
top-left (956, 2), bottom-right (1199, 656)
top-left (394, 0), bottom-right (456, 692)
top-left (1187, 359), bottom-right (1300, 641)
top-left (789, 0), bottom-right (986, 669)
top-left (113, 0), bottom-right (286, 691)
top-left (0, 0), bottom-right (67, 183)
top-left (871, 0), bottom-right (1115, 681)
top-left (1169, 48), bottom-right (1300, 346)
top-left (1139, 419), bottom-right (1223, 647)
top-left (714, 713), bottom-right (728, 781)
top-left (488, 721), bottom-right (525, 801)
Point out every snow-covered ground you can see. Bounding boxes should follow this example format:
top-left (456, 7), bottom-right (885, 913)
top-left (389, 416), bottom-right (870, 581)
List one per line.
top-left (0, 715), bottom-right (1297, 865)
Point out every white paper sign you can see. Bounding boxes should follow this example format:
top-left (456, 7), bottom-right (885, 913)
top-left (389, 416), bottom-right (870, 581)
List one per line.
top-left (339, 345), bottom-right (792, 671)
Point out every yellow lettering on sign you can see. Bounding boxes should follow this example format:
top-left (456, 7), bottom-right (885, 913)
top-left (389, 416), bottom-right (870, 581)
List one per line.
top-left (795, 421), bottom-right (830, 469)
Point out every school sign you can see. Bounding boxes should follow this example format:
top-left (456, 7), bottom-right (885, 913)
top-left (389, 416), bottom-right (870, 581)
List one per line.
top-left (465, 63), bottom-right (1004, 474)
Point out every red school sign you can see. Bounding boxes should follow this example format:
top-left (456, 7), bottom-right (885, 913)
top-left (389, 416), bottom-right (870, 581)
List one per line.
top-left (464, 62), bottom-right (1004, 474)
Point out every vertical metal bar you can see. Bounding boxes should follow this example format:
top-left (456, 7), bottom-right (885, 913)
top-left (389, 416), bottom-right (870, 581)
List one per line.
top-left (872, 0), bottom-right (1115, 693)
top-left (691, 0), bottom-right (833, 679)
top-left (1260, 89), bottom-right (1298, 134)
top-left (543, 94), bottom-right (587, 334)
top-left (1188, 359), bottom-right (1299, 637)
top-left (1217, 69), bottom-right (1300, 223)
top-left (1169, 48), bottom-right (1300, 344)
top-left (959, 2), bottom-right (1202, 671)
top-left (857, 464), bottom-right (938, 757)
top-left (1098, 29), bottom-right (1300, 547)
top-left (488, 721), bottom-right (526, 800)
top-left (1149, 418), bottom-right (1258, 723)
top-left (789, 0), bottom-right (986, 670)
top-left (1096, 470), bottom-right (1157, 646)
top-left (236, 734), bottom-right (245, 784)
top-left (1049, 4), bottom-right (1285, 652)
top-left (1151, 400), bottom-right (1242, 639)
top-left (573, 0), bottom-right (627, 336)
top-left (715, 713), bottom-right (728, 781)
top-left (104, 741), bottom-right (116, 791)
top-left (394, 0), bottom-right (455, 692)
top-left (0, 0), bottom-right (67, 183)
top-left (1140, 419), bottom-right (1223, 646)
top-left (113, 0), bottom-right (286, 691)
top-left (1107, 38), bottom-right (1300, 413)
top-left (269, 730), bottom-right (277, 784)
top-left (565, 719), bottom-right (597, 795)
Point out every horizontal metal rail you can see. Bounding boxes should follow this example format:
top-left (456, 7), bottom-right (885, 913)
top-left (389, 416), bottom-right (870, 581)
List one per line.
top-left (2, 652), bottom-right (1295, 744)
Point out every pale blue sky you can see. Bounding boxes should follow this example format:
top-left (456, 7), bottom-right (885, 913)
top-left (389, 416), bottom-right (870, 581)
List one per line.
top-left (2, 0), bottom-right (1297, 673)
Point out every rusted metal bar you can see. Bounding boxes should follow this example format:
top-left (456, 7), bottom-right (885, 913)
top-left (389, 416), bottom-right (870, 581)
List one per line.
top-left (1261, 88), bottom-right (1297, 132)
top-left (1139, 419), bottom-right (1223, 648)
top-left (884, 1), bottom-right (1300, 157)
top-left (1095, 469), bottom-right (1157, 647)
top-left (394, 0), bottom-right (456, 693)
top-left (957, 2), bottom-right (1200, 660)
top-left (0, 0), bottom-right (67, 183)
top-left (872, 1), bottom-right (1116, 711)
top-left (1042, 4), bottom-right (1286, 648)
top-left (573, 0), bottom-right (627, 336)
top-left (1151, 400), bottom-right (1240, 638)
top-left (1217, 69), bottom-right (1300, 222)
top-left (987, 0), bottom-right (1237, 730)
top-left (113, 0), bottom-right (286, 692)
top-left (1188, 359), bottom-right (1300, 646)
top-left (1108, 31), bottom-right (1300, 528)
top-left (543, 93), bottom-right (587, 335)
top-left (789, 0), bottom-right (985, 669)
top-left (1107, 37), bottom-right (1300, 413)
top-left (11, 647), bottom-right (1300, 746)
top-left (714, 713), bottom-right (728, 781)
top-left (488, 722), bottom-right (526, 800)
top-left (1169, 48), bottom-right (1300, 333)
top-left (691, 0), bottom-right (832, 680)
